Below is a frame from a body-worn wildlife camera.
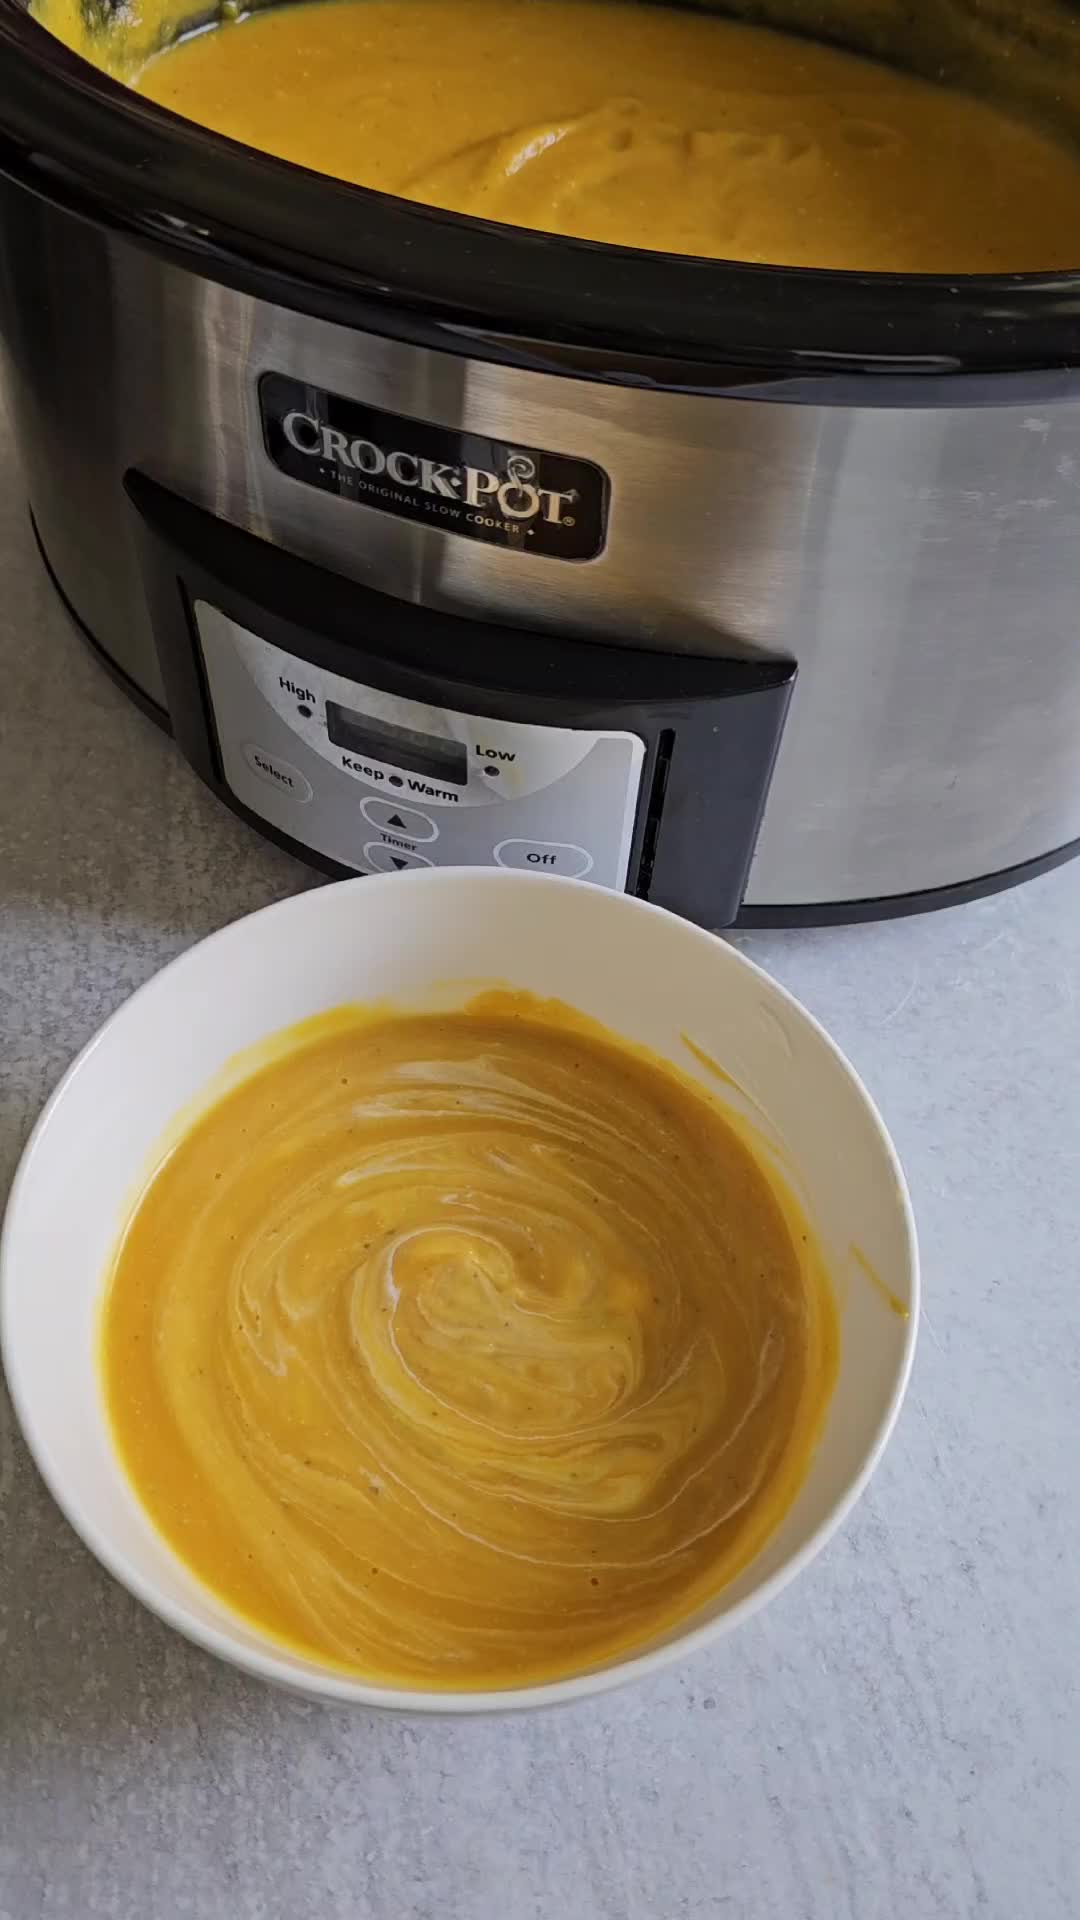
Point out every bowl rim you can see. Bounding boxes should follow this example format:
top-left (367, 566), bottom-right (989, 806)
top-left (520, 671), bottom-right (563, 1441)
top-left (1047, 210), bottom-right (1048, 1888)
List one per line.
top-left (0, 868), bottom-right (920, 1712)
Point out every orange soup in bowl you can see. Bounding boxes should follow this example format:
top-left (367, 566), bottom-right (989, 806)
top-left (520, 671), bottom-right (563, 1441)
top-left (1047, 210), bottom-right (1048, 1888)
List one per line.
top-left (101, 991), bottom-right (838, 1689)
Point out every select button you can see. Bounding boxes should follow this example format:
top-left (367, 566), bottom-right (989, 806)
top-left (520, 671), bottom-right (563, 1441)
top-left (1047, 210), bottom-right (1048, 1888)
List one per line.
top-left (242, 743), bottom-right (312, 804)
top-left (493, 839), bottom-right (593, 877)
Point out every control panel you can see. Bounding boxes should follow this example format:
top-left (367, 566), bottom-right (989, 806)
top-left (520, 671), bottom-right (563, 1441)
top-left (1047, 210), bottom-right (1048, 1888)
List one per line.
top-left (197, 605), bottom-right (645, 886)
top-left (127, 470), bottom-right (796, 927)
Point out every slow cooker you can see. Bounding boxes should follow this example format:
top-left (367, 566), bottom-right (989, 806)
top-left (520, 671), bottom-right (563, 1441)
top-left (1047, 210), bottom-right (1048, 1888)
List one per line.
top-left (4, 0), bottom-right (1080, 926)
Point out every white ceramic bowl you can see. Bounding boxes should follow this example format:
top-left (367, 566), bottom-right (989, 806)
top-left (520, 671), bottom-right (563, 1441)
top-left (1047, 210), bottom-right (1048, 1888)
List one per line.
top-left (1, 869), bottom-right (917, 1711)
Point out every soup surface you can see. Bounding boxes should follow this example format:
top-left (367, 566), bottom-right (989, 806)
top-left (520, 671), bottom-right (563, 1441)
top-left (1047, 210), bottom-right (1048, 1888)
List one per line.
top-left (121, 0), bottom-right (1080, 270)
top-left (102, 994), bottom-right (837, 1689)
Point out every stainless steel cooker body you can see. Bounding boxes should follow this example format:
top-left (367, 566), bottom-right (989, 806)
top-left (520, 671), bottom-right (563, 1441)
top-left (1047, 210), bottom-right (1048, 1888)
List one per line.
top-left (3, 3), bottom-right (1080, 920)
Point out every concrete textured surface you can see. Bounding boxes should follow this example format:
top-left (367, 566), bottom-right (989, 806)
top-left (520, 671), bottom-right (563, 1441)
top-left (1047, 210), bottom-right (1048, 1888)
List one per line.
top-left (1, 415), bottom-right (1077, 1920)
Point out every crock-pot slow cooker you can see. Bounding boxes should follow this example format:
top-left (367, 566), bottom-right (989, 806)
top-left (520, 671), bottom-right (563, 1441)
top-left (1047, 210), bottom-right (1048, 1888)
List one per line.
top-left (4, 0), bottom-right (1080, 925)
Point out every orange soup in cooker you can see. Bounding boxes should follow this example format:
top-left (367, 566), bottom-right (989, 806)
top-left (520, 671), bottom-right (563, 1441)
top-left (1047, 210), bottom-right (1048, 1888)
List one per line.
top-left (137, 0), bottom-right (1080, 271)
top-left (38, 0), bottom-right (1080, 270)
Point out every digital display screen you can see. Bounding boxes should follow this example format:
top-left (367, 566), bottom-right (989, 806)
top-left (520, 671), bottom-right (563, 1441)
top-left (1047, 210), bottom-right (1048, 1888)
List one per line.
top-left (325, 702), bottom-right (468, 785)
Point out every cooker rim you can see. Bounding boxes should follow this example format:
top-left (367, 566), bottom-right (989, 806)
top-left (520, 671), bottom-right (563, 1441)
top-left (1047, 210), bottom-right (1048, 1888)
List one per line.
top-left (4, 1), bottom-right (1080, 387)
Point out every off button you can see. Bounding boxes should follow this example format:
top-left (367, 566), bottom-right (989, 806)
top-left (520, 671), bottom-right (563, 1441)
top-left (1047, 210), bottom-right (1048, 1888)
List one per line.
top-left (493, 839), bottom-right (593, 877)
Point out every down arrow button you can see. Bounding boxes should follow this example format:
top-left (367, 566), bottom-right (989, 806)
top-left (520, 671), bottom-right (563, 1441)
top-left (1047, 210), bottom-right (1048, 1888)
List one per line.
top-left (362, 841), bottom-right (434, 874)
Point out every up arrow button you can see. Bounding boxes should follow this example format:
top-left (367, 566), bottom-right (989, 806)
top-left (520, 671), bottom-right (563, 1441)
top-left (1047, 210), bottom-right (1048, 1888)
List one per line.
top-left (360, 796), bottom-right (439, 842)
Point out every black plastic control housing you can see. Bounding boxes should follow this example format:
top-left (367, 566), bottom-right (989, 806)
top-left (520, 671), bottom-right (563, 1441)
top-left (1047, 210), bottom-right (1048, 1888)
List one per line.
top-left (127, 471), bottom-right (794, 927)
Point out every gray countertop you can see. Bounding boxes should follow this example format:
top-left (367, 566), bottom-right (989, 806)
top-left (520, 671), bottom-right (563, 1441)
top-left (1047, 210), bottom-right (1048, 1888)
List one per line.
top-left (1, 422), bottom-right (1077, 1920)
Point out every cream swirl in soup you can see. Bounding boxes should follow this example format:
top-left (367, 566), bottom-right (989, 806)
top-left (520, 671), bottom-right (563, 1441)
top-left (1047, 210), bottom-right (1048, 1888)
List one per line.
top-left (102, 994), bottom-right (837, 1688)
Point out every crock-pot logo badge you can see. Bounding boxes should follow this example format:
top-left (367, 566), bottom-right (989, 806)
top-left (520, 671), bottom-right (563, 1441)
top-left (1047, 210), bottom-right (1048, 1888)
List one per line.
top-left (282, 413), bottom-right (576, 527)
top-left (261, 375), bottom-right (608, 561)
